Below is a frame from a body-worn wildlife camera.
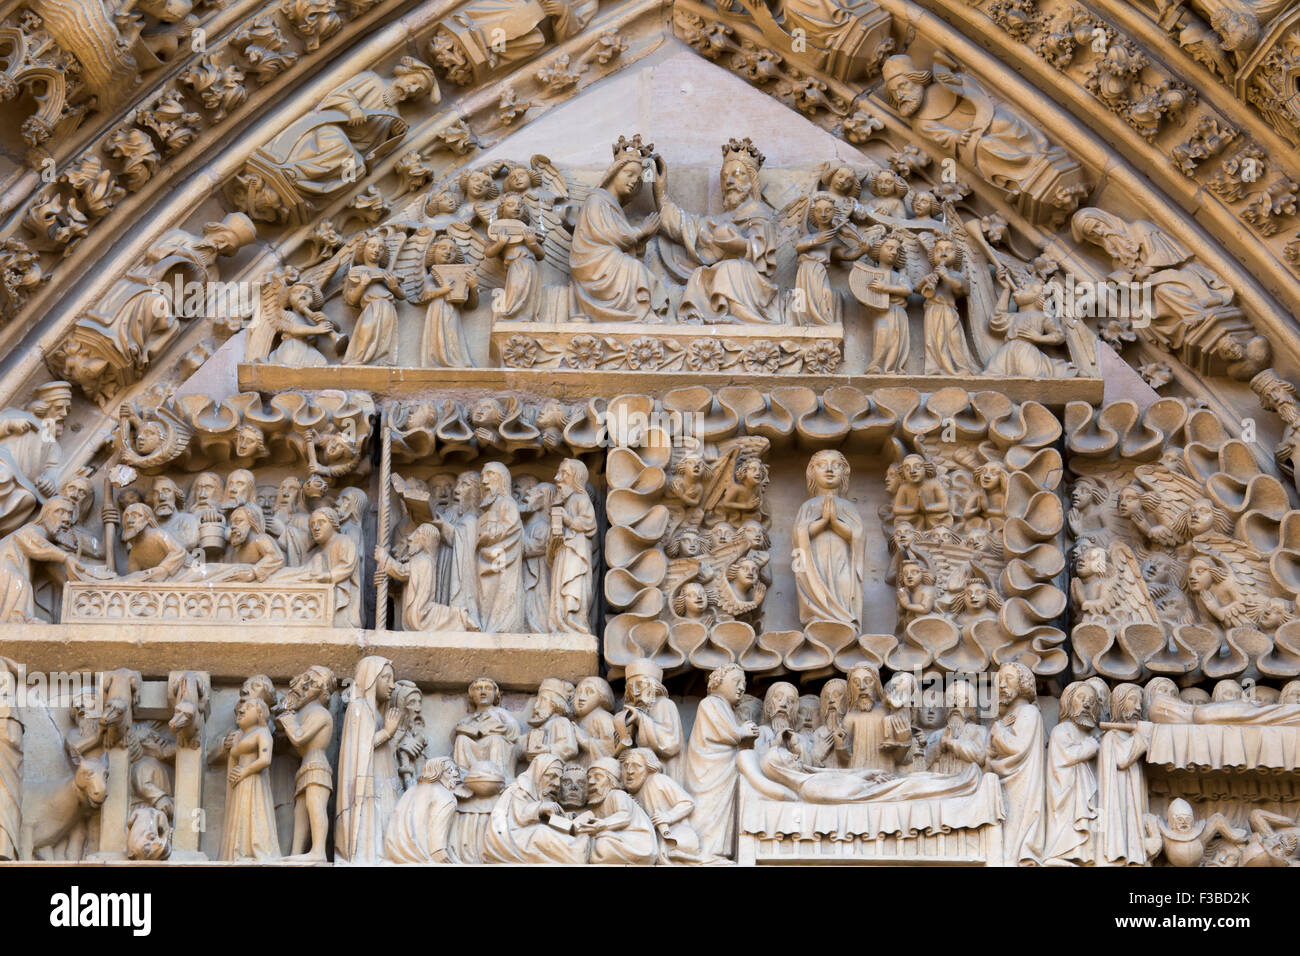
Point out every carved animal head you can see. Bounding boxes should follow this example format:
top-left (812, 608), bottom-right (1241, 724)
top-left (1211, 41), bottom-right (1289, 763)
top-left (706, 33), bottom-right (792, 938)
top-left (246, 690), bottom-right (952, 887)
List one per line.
top-left (72, 753), bottom-right (110, 810)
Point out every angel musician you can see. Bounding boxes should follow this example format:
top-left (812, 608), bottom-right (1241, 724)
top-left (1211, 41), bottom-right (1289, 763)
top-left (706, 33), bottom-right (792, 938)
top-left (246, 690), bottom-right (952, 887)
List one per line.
top-left (857, 230), bottom-right (914, 373)
top-left (917, 231), bottom-right (978, 375)
top-left (419, 232), bottom-right (477, 368)
top-left (484, 192), bottom-right (544, 322)
top-left (341, 231), bottom-right (407, 365)
top-left (982, 269), bottom-right (1076, 379)
top-left (788, 191), bottom-right (867, 327)
top-left (251, 268), bottom-right (346, 368)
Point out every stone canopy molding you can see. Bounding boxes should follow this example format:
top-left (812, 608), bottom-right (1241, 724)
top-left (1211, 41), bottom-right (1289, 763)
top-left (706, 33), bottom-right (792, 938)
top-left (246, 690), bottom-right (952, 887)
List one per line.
top-left (0, 0), bottom-right (1297, 870)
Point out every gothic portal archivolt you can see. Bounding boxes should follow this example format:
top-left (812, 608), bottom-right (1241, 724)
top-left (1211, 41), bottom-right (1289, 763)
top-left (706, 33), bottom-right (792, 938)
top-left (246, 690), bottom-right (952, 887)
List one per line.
top-left (0, 0), bottom-right (1299, 867)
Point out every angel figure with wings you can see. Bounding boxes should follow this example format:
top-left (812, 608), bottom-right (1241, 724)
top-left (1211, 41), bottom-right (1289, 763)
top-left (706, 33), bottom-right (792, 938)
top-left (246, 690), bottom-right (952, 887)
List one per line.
top-left (305, 427), bottom-right (366, 479)
top-left (788, 191), bottom-right (866, 327)
top-left (1184, 550), bottom-right (1276, 631)
top-left (859, 230), bottom-right (915, 374)
top-left (419, 233), bottom-right (477, 368)
top-left (982, 271), bottom-right (1076, 378)
top-left (341, 232), bottom-right (407, 365)
top-left (1116, 483), bottom-right (1179, 548)
top-left (897, 559), bottom-right (938, 623)
top-left (569, 135), bottom-right (669, 323)
top-left (117, 401), bottom-right (193, 472)
top-left (483, 193), bottom-right (545, 322)
top-left (945, 569), bottom-right (1004, 631)
top-left (715, 456), bottom-right (769, 527)
top-left (917, 232), bottom-right (978, 375)
top-left (250, 269), bottom-right (345, 368)
top-left (1071, 542), bottom-right (1161, 629)
top-left (707, 554), bottom-right (767, 624)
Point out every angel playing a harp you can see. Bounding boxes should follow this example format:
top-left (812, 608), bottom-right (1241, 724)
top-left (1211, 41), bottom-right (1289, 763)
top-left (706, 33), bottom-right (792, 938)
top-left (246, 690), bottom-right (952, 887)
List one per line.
top-left (569, 136), bottom-right (670, 323)
top-left (419, 233), bottom-right (476, 368)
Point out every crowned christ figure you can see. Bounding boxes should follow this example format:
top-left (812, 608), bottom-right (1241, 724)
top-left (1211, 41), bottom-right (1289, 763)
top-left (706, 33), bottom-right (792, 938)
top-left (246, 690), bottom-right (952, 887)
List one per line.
top-left (656, 138), bottom-right (784, 325)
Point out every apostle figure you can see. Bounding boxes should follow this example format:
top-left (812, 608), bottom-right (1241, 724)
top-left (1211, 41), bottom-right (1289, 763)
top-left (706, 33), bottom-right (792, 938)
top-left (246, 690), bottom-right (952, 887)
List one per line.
top-left (1098, 683), bottom-right (1150, 866)
top-left (477, 462), bottom-right (524, 633)
top-left (793, 450), bottom-right (865, 630)
top-left (569, 134), bottom-right (669, 322)
top-left (840, 664), bottom-right (898, 771)
top-left (223, 504), bottom-right (285, 582)
top-left (218, 697), bottom-right (279, 861)
top-left (621, 748), bottom-right (717, 865)
top-left (384, 757), bottom-right (470, 864)
top-left (656, 138), bottom-right (784, 324)
top-left (269, 477), bottom-right (312, 566)
top-left (810, 678), bottom-right (849, 768)
top-left (548, 458), bottom-right (596, 634)
top-left (482, 753), bottom-right (590, 864)
top-left (522, 677), bottom-right (580, 766)
top-left (684, 663), bottom-right (759, 858)
top-left (520, 480), bottom-right (555, 632)
top-left (302, 506), bottom-right (360, 627)
top-left (924, 680), bottom-right (988, 774)
top-left (578, 757), bottom-right (658, 865)
top-left (121, 503), bottom-right (186, 581)
top-left (1044, 681), bottom-right (1100, 865)
top-left (573, 676), bottom-right (618, 765)
top-left (379, 523), bottom-right (477, 632)
top-left (335, 656), bottom-right (402, 864)
top-left (452, 677), bottom-right (520, 779)
top-left (755, 682), bottom-right (805, 761)
top-left (436, 471), bottom-right (481, 628)
top-left (614, 658), bottom-right (685, 784)
top-left (989, 661), bottom-right (1046, 866)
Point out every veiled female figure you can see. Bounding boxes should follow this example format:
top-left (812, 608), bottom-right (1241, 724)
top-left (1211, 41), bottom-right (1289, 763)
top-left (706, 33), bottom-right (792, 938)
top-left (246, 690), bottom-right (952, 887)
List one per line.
top-left (548, 459), bottom-right (597, 634)
top-left (569, 142), bottom-right (668, 322)
top-left (792, 450), bottom-right (865, 630)
top-left (521, 481), bottom-right (556, 633)
top-left (335, 656), bottom-right (402, 864)
top-left (420, 234), bottom-right (476, 368)
top-left (219, 698), bottom-right (279, 861)
top-left (342, 233), bottom-right (406, 365)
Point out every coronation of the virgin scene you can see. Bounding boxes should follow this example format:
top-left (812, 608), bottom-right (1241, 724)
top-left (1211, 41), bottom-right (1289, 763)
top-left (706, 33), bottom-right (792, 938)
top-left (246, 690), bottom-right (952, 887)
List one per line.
top-left (0, 0), bottom-right (1299, 887)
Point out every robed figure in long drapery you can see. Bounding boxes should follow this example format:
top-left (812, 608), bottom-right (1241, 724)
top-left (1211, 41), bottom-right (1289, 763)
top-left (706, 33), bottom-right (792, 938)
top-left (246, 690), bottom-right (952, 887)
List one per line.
top-left (1044, 682), bottom-right (1099, 865)
top-left (685, 665), bottom-right (758, 858)
top-left (792, 450), bottom-right (865, 630)
top-left (1098, 684), bottom-right (1150, 866)
top-left (482, 753), bottom-right (589, 864)
top-left (382, 524), bottom-right (475, 632)
top-left (476, 463), bottom-right (525, 633)
top-left (569, 142), bottom-right (668, 322)
top-left (989, 663), bottom-right (1045, 866)
top-left (437, 472), bottom-right (481, 629)
top-left (0, 657), bottom-right (20, 861)
top-left (335, 656), bottom-right (401, 864)
top-left (548, 460), bottom-right (597, 634)
top-left (219, 698), bottom-right (280, 861)
top-left (521, 482), bottom-right (556, 633)
top-left (657, 139), bottom-right (784, 324)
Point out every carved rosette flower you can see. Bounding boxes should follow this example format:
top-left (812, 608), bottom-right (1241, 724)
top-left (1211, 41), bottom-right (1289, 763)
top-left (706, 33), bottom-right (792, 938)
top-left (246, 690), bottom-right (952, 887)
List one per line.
top-left (502, 335), bottom-right (539, 368)
top-left (626, 337), bottom-right (665, 371)
top-left (685, 338), bottom-right (726, 371)
top-left (801, 340), bottom-right (842, 374)
top-left (564, 335), bottom-right (603, 370)
top-left (741, 340), bottom-right (781, 373)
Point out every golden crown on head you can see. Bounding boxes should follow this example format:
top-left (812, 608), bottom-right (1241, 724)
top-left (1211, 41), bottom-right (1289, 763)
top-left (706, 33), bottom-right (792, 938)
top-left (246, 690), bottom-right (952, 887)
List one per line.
top-left (613, 134), bottom-right (655, 159)
top-left (722, 137), bottom-right (765, 171)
